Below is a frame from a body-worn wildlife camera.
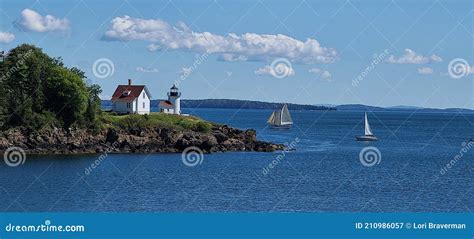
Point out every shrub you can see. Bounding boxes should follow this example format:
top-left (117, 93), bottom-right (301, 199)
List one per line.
top-left (194, 121), bottom-right (211, 133)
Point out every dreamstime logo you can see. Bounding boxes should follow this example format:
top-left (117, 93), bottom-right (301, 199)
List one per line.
top-left (262, 137), bottom-right (300, 175)
top-left (270, 58), bottom-right (293, 79)
top-left (359, 146), bottom-right (381, 167)
top-left (0, 49), bottom-right (34, 83)
top-left (4, 219), bottom-right (85, 232)
top-left (181, 146), bottom-right (204, 167)
top-left (84, 141), bottom-right (120, 175)
top-left (174, 51), bottom-right (210, 87)
top-left (3, 146), bottom-right (26, 167)
top-left (92, 58), bottom-right (114, 79)
top-left (440, 141), bottom-right (474, 175)
top-left (352, 49), bottom-right (390, 87)
top-left (448, 58), bottom-right (470, 79)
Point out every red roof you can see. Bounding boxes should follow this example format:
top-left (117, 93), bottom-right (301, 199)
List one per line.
top-left (159, 100), bottom-right (174, 108)
top-left (111, 85), bottom-right (145, 101)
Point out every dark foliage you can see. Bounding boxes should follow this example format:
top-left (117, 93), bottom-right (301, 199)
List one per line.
top-left (0, 44), bottom-right (102, 131)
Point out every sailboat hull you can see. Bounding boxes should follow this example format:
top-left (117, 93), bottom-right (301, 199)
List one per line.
top-left (269, 124), bottom-right (292, 129)
top-left (356, 135), bottom-right (378, 141)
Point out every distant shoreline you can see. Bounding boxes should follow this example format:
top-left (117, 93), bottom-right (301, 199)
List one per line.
top-left (102, 99), bottom-right (335, 111)
top-left (102, 99), bottom-right (474, 113)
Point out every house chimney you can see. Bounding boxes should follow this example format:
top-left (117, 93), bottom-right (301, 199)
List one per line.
top-left (128, 79), bottom-right (132, 86)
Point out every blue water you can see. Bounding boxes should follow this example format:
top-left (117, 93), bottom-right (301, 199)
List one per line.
top-left (1, 109), bottom-right (473, 212)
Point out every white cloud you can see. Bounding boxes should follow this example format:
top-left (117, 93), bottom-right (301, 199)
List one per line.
top-left (218, 54), bottom-right (248, 62)
top-left (308, 67), bottom-right (331, 81)
top-left (386, 49), bottom-right (442, 64)
top-left (103, 16), bottom-right (337, 64)
top-left (179, 67), bottom-right (193, 77)
top-left (136, 66), bottom-right (159, 73)
top-left (254, 65), bottom-right (273, 75)
top-left (18, 9), bottom-right (70, 32)
top-left (308, 68), bottom-right (321, 74)
top-left (462, 65), bottom-right (474, 75)
top-left (147, 43), bottom-right (160, 52)
top-left (430, 55), bottom-right (442, 62)
top-left (417, 67), bottom-right (433, 75)
top-left (0, 31), bottom-right (15, 43)
top-left (321, 70), bottom-right (331, 79)
top-left (254, 64), bottom-right (295, 77)
top-left (458, 65), bottom-right (474, 75)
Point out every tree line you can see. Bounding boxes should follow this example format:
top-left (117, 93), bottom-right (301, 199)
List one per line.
top-left (0, 44), bottom-right (102, 131)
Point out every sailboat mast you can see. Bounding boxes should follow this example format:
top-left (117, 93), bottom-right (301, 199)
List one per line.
top-left (280, 106), bottom-right (283, 125)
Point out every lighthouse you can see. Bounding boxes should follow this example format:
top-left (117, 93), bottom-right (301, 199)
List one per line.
top-left (168, 84), bottom-right (181, 114)
top-left (159, 84), bottom-right (181, 115)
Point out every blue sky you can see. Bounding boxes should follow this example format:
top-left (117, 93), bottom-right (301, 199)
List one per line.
top-left (0, 0), bottom-right (473, 109)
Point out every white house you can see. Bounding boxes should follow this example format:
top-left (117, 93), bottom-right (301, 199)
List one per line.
top-left (159, 84), bottom-right (181, 115)
top-left (111, 79), bottom-right (151, 115)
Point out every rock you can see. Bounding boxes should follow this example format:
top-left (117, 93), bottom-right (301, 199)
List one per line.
top-left (106, 129), bottom-right (119, 143)
top-left (176, 138), bottom-right (190, 150)
top-left (200, 135), bottom-right (218, 151)
top-left (214, 132), bottom-right (228, 143)
top-left (0, 123), bottom-right (284, 154)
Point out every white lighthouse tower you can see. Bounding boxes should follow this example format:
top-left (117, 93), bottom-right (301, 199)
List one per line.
top-left (167, 84), bottom-right (181, 115)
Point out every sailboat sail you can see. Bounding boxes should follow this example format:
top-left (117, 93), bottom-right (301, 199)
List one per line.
top-left (281, 104), bottom-right (293, 125)
top-left (356, 112), bottom-right (377, 141)
top-left (267, 112), bottom-right (275, 124)
top-left (273, 110), bottom-right (282, 126)
top-left (364, 112), bottom-right (373, 136)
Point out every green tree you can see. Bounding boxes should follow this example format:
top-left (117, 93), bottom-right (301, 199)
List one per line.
top-left (1, 44), bottom-right (55, 127)
top-left (0, 44), bottom-right (103, 130)
top-left (44, 66), bottom-right (89, 127)
top-left (3, 58), bottom-right (34, 126)
top-left (84, 83), bottom-right (102, 129)
top-left (0, 78), bottom-right (6, 129)
top-left (70, 67), bottom-right (86, 79)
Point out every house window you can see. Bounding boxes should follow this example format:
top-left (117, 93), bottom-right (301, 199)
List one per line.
top-left (127, 102), bottom-right (130, 108)
top-left (143, 102), bottom-right (145, 108)
top-left (143, 93), bottom-right (145, 99)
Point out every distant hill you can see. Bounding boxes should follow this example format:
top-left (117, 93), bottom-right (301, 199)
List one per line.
top-left (101, 99), bottom-right (474, 113)
top-left (336, 104), bottom-right (474, 113)
top-left (387, 105), bottom-right (424, 110)
top-left (102, 99), bottom-right (335, 111)
top-left (335, 104), bottom-right (385, 112)
top-left (180, 99), bottom-right (335, 110)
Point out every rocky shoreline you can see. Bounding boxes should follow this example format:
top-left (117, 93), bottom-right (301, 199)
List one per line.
top-left (0, 124), bottom-right (284, 154)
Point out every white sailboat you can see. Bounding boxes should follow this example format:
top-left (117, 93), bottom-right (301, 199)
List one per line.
top-left (356, 112), bottom-right (378, 141)
top-left (267, 104), bottom-right (293, 128)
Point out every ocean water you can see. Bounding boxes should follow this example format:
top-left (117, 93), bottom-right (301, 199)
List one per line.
top-left (1, 109), bottom-right (473, 212)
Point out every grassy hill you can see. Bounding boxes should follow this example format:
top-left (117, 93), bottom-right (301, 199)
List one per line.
top-left (101, 112), bottom-right (212, 132)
